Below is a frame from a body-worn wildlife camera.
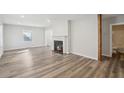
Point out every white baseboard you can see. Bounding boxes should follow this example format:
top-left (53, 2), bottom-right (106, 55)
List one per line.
top-left (4, 45), bottom-right (45, 51)
top-left (0, 53), bottom-right (3, 59)
top-left (66, 52), bottom-right (70, 54)
top-left (71, 52), bottom-right (98, 60)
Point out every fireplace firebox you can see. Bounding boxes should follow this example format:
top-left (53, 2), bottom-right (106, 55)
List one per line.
top-left (54, 40), bottom-right (63, 54)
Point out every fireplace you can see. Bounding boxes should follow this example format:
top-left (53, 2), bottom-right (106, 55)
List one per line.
top-left (54, 40), bottom-right (63, 54)
top-left (52, 36), bottom-right (70, 54)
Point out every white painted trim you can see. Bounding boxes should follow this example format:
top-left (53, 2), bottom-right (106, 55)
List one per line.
top-left (102, 54), bottom-right (112, 57)
top-left (4, 45), bottom-right (45, 51)
top-left (0, 54), bottom-right (2, 58)
top-left (71, 52), bottom-right (97, 61)
top-left (4, 23), bottom-right (44, 28)
top-left (110, 24), bottom-right (112, 57)
top-left (110, 22), bottom-right (124, 25)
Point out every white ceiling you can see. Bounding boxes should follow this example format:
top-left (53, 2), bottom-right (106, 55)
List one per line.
top-left (1, 14), bottom-right (124, 27)
top-left (0, 14), bottom-right (90, 27)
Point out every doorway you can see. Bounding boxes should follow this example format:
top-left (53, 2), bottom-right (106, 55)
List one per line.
top-left (111, 24), bottom-right (124, 61)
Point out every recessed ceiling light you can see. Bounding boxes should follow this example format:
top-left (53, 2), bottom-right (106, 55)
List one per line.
top-left (17, 22), bottom-right (21, 24)
top-left (21, 15), bottom-right (24, 18)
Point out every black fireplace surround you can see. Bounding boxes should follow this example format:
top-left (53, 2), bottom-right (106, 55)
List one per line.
top-left (54, 40), bottom-right (63, 54)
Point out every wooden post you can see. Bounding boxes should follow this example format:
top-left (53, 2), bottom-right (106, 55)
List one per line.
top-left (98, 14), bottom-right (102, 64)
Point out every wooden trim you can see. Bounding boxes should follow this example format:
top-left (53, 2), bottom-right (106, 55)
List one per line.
top-left (98, 14), bottom-right (102, 63)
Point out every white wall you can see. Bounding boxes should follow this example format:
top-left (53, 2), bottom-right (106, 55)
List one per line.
top-left (45, 27), bottom-right (53, 47)
top-left (102, 19), bottom-right (107, 56)
top-left (71, 15), bottom-right (98, 60)
top-left (3, 24), bottom-right (45, 50)
top-left (52, 20), bottom-right (68, 36)
top-left (114, 16), bottom-right (124, 23)
top-left (0, 24), bottom-right (3, 58)
top-left (102, 18), bottom-right (113, 57)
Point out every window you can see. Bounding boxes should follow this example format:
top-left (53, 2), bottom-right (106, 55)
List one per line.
top-left (23, 32), bottom-right (32, 41)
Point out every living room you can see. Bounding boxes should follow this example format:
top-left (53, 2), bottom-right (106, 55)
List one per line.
top-left (0, 14), bottom-right (98, 77)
